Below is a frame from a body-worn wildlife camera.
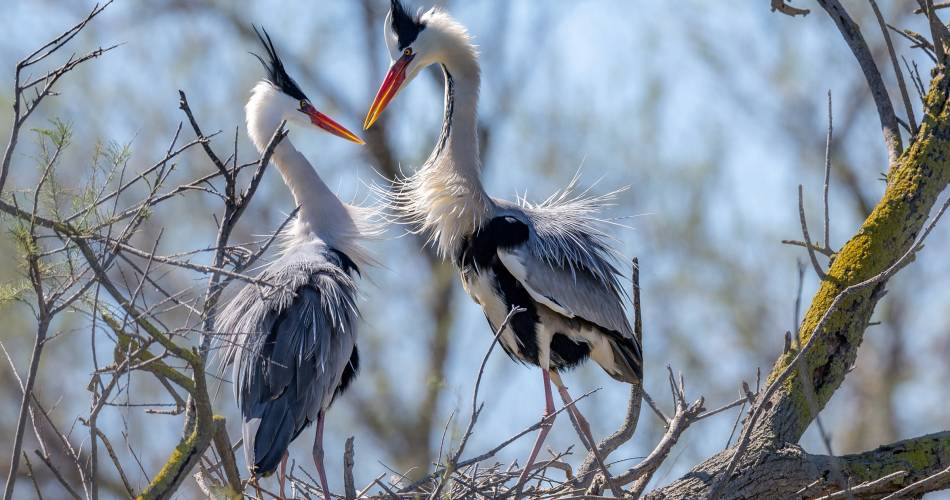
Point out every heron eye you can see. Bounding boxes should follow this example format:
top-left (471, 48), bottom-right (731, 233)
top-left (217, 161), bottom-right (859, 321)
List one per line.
top-left (403, 48), bottom-right (412, 57)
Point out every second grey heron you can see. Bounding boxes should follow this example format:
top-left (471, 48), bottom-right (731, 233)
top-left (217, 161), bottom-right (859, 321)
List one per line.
top-left (364, 0), bottom-right (642, 489)
top-left (217, 27), bottom-right (368, 500)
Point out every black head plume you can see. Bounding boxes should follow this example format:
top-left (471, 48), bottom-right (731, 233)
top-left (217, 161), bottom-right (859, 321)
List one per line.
top-left (251, 26), bottom-right (308, 102)
top-left (390, 0), bottom-right (425, 50)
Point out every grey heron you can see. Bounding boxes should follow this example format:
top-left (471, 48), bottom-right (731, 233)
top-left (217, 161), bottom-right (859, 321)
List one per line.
top-left (364, 0), bottom-right (643, 488)
top-left (216, 27), bottom-right (368, 499)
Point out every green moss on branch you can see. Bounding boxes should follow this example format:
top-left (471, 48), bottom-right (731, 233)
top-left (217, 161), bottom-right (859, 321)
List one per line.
top-left (766, 72), bottom-right (950, 442)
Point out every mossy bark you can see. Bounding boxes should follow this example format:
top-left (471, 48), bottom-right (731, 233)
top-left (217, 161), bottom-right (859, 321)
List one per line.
top-left (648, 70), bottom-right (950, 499)
top-left (762, 71), bottom-right (950, 445)
top-left (137, 352), bottom-right (218, 500)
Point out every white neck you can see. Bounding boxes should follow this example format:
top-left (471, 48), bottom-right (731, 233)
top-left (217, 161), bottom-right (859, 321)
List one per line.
top-left (402, 19), bottom-right (492, 258)
top-left (245, 83), bottom-right (361, 253)
top-left (425, 58), bottom-right (481, 182)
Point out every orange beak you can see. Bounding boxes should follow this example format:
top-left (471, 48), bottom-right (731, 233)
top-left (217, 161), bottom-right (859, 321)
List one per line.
top-left (301, 103), bottom-right (364, 145)
top-left (363, 53), bottom-right (414, 130)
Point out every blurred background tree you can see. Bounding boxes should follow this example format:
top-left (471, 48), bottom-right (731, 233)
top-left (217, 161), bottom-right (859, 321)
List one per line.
top-left (0, 1), bottom-right (947, 498)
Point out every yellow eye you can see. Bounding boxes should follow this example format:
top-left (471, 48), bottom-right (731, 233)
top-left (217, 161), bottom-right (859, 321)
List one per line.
top-left (403, 48), bottom-right (412, 57)
top-left (300, 100), bottom-right (308, 109)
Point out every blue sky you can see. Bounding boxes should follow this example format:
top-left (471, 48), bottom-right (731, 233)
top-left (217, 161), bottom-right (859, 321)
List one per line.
top-left (1, 1), bottom-right (948, 497)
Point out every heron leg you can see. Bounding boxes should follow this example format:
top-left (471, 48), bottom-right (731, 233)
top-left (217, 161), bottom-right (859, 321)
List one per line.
top-left (516, 368), bottom-right (556, 491)
top-left (279, 452), bottom-right (289, 499)
top-left (313, 411), bottom-right (331, 500)
top-left (550, 371), bottom-right (599, 453)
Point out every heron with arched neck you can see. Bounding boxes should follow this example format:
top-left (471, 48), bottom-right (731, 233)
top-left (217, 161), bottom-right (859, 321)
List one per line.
top-left (364, 1), bottom-right (642, 489)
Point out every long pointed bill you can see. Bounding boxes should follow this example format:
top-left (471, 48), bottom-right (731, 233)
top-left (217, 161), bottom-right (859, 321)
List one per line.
top-left (303, 104), bottom-right (365, 145)
top-left (363, 53), bottom-right (414, 130)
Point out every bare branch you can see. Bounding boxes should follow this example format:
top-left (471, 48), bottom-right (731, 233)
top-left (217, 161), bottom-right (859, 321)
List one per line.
top-left (822, 91), bottom-right (833, 249)
top-left (816, 0), bottom-right (902, 169)
top-left (713, 193), bottom-right (950, 497)
top-left (798, 185), bottom-right (828, 280)
top-left (816, 470), bottom-right (908, 500)
top-left (880, 465), bottom-right (950, 499)
top-left (614, 368), bottom-right (705, 495)
top-left (575, 258), bottom-right (644, 487)
top-left (870, 0), bottom-right (918, 135)
top-left (430, 306), bottom-right (525, 498)
top-left (344, 437), bottom-right (357, 500)
top-left (770, 0), bottom-right (810, 17)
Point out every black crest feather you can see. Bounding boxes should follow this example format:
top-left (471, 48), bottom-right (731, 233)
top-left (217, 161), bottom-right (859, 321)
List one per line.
top-left (251, 26), bottom-right (308, 101)
top-left (390, 0), bottom-right (425, 50)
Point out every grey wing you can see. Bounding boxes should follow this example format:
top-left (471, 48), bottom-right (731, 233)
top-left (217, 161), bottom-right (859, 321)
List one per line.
top-left (497, 243), bottom-right (632, 338)
top-left (221, 265), bottom-right (358, 476)
top-left (495, 200), bottom-right (642, 380)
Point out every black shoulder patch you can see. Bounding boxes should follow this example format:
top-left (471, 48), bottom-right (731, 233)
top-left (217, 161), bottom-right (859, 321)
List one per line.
top-left (486, 216), bottom-right (530, 248)
top-left (456, 216), bottom-right (529, 269)
top-left (390, 0), bottom-right (426, 49)
top-left (251, 25), bottom-right (308, 102)
top-left (330, 248), bottom-right (361, 277)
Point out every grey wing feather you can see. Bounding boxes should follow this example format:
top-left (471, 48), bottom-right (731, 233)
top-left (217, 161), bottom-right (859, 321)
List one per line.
top-left (215, 246), bottom-right (358, 476)
top-left (497, 244), bottom-right (632, 338)
top-left (494, 198), bottom-right (633, 339)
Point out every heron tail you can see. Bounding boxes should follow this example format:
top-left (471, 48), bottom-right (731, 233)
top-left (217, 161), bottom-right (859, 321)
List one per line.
top-left (243, 398), bottom-right (301, 477)
top-left (607, 332), bottom-right (643, 384)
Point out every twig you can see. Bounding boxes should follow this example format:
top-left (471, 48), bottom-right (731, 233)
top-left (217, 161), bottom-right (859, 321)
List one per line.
top-left (556, 396), bottom-right (620, 497)
top-left (814, 0), bottom-right (902, 170)
top-left (0, 1), bottom-right (114, 194)
top-left (4, 312), bottom-right (51, 500)
top-left (33, 450), bottom-right (82, 500)
top-left (796, 478), bottom-right (825, 497)
top-left (90, 427), bottom-right (135, 497)
top-left (915, 1), bottom-right (950, 12)
top-left (888, 25), bottom-right (938, 62)
top-left (869, 0), bottom-right (918, 135)
top-left (641, 389), bottom-right (670, 426)
top-left (575, 258), bottom-right (645, 488)
top-left (429, 306), bottom-right (524, 499)
top-left (344, 437), bottom-right (357, 500)
top-left (458, 306), bottom-right (525, 462)
top-left (96, 236), bottom-right (274, 287)
top-left (822, 91), bottom-right (833, 249)
top-left (798, 185), bottom-right (827, 280)
top-left (399, 389), bottom-right (600, 494)
top-left (816, 470), bottom-right (908, 500)
top-left (373, 476), bottom-right (400, 500)
top-left (770, 0), bottom-right (810, 17)
top-left (781, 239), bottom-right (835, 257)
top-left (918, 0), bottom-right (950, 64)
top-left (21, 452), bottom-right (43, 500)
top-left (880, 465), bottom-right (950, 499)
top-left (614, 368), bottom-right (705, 493)
top-left (791, 262), bottom-right (845, 492)
top-left (903, 56), bottom-right (927, 104)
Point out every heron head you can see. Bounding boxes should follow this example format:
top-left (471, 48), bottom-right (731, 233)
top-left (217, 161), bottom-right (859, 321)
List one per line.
top-left (364, 0), bottom-right (460, 130)
top-left (251, 26), bottom-right (363, 145)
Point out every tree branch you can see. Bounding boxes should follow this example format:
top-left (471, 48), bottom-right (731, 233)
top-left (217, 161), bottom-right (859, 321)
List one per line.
top-left (816, 0), bottom-right (903, 170)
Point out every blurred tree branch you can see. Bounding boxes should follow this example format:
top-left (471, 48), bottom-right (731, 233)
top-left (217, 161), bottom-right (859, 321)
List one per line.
top-left (648, 4), bottom-right (950, 498)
